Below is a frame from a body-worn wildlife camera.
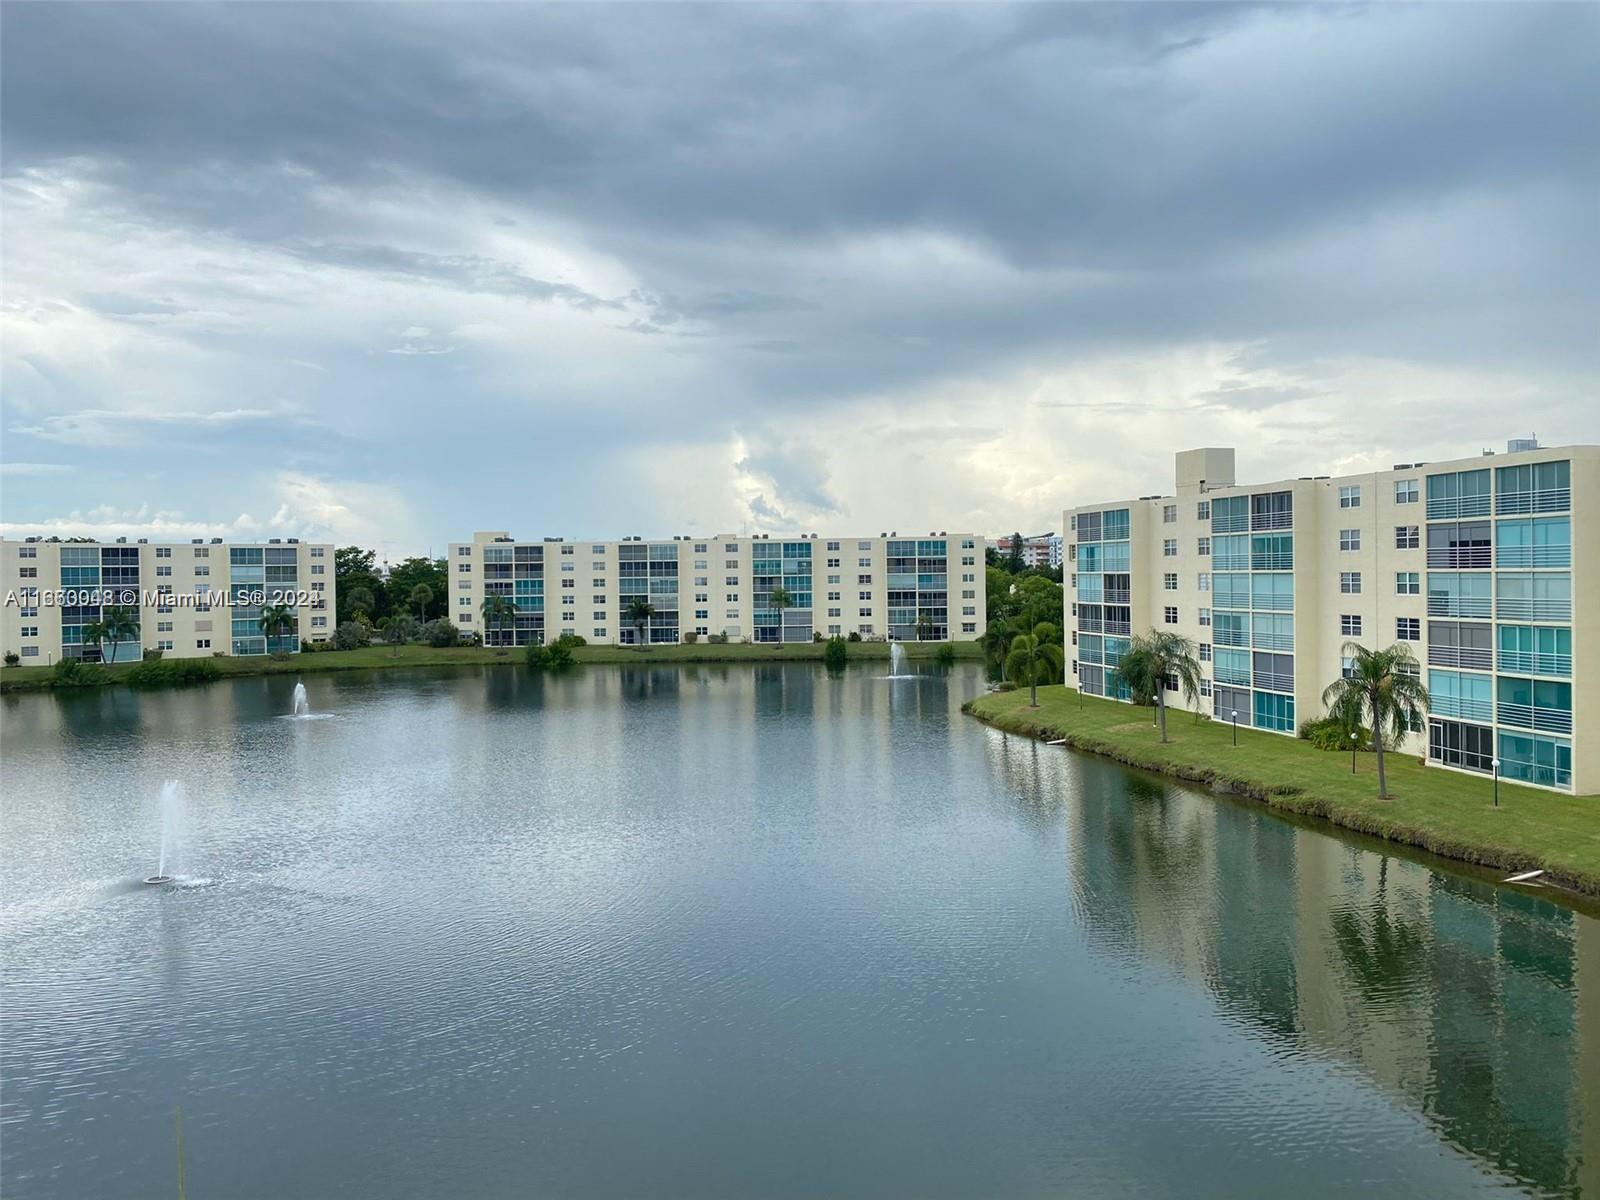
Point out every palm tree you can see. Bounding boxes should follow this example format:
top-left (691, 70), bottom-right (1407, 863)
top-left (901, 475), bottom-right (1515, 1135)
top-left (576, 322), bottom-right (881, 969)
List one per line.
top-left (1321, 642), bottom-right (1430, 800)
top-left (378, 612), bottom-right (417, 657)
top-left (1113, 631), bottom-right (1202, 744)
top-left (767, 586), bottom-right (793, 648)
top-left (1003, 621), bottom-right (1065, 708)
top-left (259, 602), bottom-right (295, 652)
top-left (347, 586), bottom-right (376, 621)
top-left (97, 605), bottom-right (139, 664)
top-left (625, 596), bottom-right (655, 648)
top-left (914, 610), bottom-right (934, 642)
top-left (80, 618), bottom-right (107, 664)
top-left (409, 583), bottom-right (433, 623)
top-left (481, 594), bottom-right (515, 646)
top-left (982, 616), bottom-right (1027, 679)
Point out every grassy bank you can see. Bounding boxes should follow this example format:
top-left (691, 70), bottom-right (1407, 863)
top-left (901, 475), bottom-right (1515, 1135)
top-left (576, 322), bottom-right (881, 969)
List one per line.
top-left (0, 638), bottom-right (983, 693)
top-left (964, 685), bottom-right (1600, 897)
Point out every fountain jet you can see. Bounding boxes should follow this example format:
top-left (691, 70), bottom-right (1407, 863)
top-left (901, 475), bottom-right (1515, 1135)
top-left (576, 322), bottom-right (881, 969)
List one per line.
top-left (291, 682), bottom-right (310, 718)
top-left (144, 779), bottom-right (186, 884)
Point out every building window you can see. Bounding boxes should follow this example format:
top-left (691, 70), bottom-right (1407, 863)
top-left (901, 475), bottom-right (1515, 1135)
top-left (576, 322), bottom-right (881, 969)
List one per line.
top-left (1340, 614), bottom-right (1362, 637)
top-left (1340, 572), bottom-right (1362, 594)
top-left (1339, 485), bottom-right (1361, 508)
top-left (1395, 571), bottom-right (1420, 595)
top-left (1198, 607), bottom-right (1211, 627)
top-left (19, 567), bottom-right (36, 578)
top-left (1339, 529), bottom-right (1361, 551)
top-left (155, 547), bottom-right (171, 558)
top-left (1196, 501), bottom-right (1210, 520)
top-left (1196, 537), bottom-right (1210, 556)
top-left (18, 545), bottom-right (37, 558)
top-left (1162, 539), bottom-right (1177, 557)
top-left (193, 548), bottom-right (208, 558)
top-left (1163, 573), bottom-right (1178, 591)
top-left (1197, 573), bottom-right (1210, 592)
top-left (1162, 504), bottom-right (1177, 524)
top-left (1395, 525), bottom-right (1419, 550)
top-left (1199, 642), bottom-right (1212, 662)
top-left (1397, 617), bottom-right (1420, 641)
top-left (1395, 479), bottom-right (1419, 504)
top-left (457, 546), bottom-right (472, 557)
top-left (1163, 606), bottom-right (1178, 624)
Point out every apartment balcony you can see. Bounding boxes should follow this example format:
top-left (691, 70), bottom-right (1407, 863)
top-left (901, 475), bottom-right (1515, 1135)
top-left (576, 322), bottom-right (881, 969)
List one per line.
top-left (1427, 645), bottom-right (1492, 671)
top-left (1104, 618), bottom-right (1131, 636)
top-left (1214, 665), bottom-right (1251, 687)
top-left (1214, 628), bottom-right (1249, 648)
top-left (1212, 553), bottom-right (1250, 571)
top-left (1426, 495), bottom-right (1491, 521)
top-left (1427, 596), bottom-right (1492, 619)
top-left (1251, 630), bottom-right (1294, 651)
top-left (1250, 551), bottom-right (1293, 571)
top-left (1250, 512), bottom-right (1292, 531)
top-left (1496, 598), bottom-right (1572, 622)
top-left (1253, 669), bottom-right (1294, 693)
top-left (1211, 514), bottom-right (1249, 533)
top-left (1426, 548), bottom-right (1491, 569)
top-left (1497, 702), bottom-right (1573, 735)
top-left (1078, 616), bottom-right (1103, 633)
top-left (1496, 649), bottom-right (1572, 677)
top-left (1495, 545), bottom-right (1571, 569)
top-left (1104, 589), bottom-right (1130, 605)
top-left (1496, 487), bottom-right (1570, 515)
top-left (1433, 694), bottom-right (1493, 723)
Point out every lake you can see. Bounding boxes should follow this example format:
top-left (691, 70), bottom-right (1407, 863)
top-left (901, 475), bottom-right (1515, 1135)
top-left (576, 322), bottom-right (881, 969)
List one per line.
top-left (2, 662), bottom-right (1595, 1198)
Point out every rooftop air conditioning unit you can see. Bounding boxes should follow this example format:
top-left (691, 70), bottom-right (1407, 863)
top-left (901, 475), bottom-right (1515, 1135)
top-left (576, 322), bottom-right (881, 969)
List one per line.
top-left (1508, 436), bottom-right (1540, 453)
top-left (116, 537), bottom-right (127, 544)
top-left (211, 537), bottom-right (223, 544)
top-left (137, 538), bottom-right (148, 544)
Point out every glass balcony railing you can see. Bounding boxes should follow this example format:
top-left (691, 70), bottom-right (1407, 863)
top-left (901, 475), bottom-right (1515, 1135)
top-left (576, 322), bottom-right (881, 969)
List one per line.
top-left (1214, 665), bottom-right (1251, 687)
top-left (1497, 702), bottom-right (1573, 735)
top-left (1427, 645), bottom-right (1492, 671)
top-left (1253, 669), bottom-right (1294, 693)
top-left (1251, 551), bottom-right (1293, 571)
top-left (1427, 595), bottom-right (1492, 619)
top-left (1213, 552), bottom-right (1250, 571)
top-left (1425, 547), bottom-right (1491, 569)
top-left (1251, 630), bottom-right (1294, 651)
top-left (1496, 598), bottom-right (1572, 622)
top-left (1433, 694), bottom-right (1493, 723)
top-left (1078, 616), bottom-right (1102, 633)
top-left (1496, 487), bottom-right (1570, 515)
top-left (1104, 589), bottom-right (1130, 605)
top-left (1496, 649), bottom-right (1572, 677)
top-left (1104, 619), bottom-right (1131, 636)
top-left (1250, 511), bottom-right (1292, 531)
top-left (1211, 513), bottom-right (1249, 533)
top-left (1495, 545), bottom-right (1571, 568)
top-left (1426, 494), bottom-right (1491, 520)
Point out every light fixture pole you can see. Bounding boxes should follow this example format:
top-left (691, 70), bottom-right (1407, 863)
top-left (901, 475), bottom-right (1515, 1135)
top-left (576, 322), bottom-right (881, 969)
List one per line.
top-left (1350, 730), bottom-right (1358, 774)
top-left (1492, 758), bottom-right (1500, 809)
top-left (1231, 709), bottom-right (1238, 747)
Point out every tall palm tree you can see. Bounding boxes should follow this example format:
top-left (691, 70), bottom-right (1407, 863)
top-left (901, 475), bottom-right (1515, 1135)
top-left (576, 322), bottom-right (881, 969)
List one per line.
top-left (98, 605), bottom-right (139, 664)
top-left (347, 586), bottom-right (376, 621)
top-left (80, 618), bottom-right (107, 664)
top-left (1322, 642), bottom-right (1430, 800)
top-left (767, 586), bottom-right (793, 649)
top-left (409, 583), bottom-right (433, 623)
top-left (982, 616), bottom-right (1026, 679)
top-left (259, 602), bottom-right (295, 652)
top-left (625, 596), bottom-right (655, 648)
top-left (481, 594), bottom-right (516, 646)
top-left (914, 610), bottom-right (934, 642)
top-left (1113, 631), bottom-right (1202, 744)
top-left (1003, 621), bottom-right (1064, 708)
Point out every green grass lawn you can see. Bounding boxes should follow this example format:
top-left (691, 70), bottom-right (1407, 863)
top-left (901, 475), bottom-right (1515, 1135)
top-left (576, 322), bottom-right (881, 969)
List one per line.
top-left (965, 684), bottom-right (1600, 896)
top-left (0, 637), bottom-right (982, 692)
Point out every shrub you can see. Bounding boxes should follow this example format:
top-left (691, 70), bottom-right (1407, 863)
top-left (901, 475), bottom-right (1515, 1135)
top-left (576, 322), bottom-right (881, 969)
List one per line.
top-left (52, 658), bottom-right (109, 687)
top-left (813, 631), bottom-right (824, 643)
top-left (527, 641), bottom-right (577, 671)
top-left (935, 644), bottom-right (956, 665)
top-left (707, 632), bottom-right (729, 645)
top-left (846, 631), bottom-right (861, 643)
top-left (423, 619), bottom-right (461, 648)
top-left (553, 633), bottom-right (586, 649)
top-left (124, 658), bottom-right (223, 688)
top-left (823, 635), bottom-right (848, 672)
top-left (682, 631), bottom-right (699, 645)
top-left (269, 651), bottom-right (292, 662)
top-left (334, 621), bottom-right (368, 651)
top-left (994, 680), bottom-right (1018, 692)
top-left (142, 647), bottom-right (165, 662)
top-left (3, 652), bottom-right (19, 667)
top-left (1299, 715), bottom-right (1372, 752)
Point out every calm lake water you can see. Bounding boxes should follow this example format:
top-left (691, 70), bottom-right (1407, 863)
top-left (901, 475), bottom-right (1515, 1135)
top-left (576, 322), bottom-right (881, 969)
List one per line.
top-left (2, 663), bottom-right (1596, 1198)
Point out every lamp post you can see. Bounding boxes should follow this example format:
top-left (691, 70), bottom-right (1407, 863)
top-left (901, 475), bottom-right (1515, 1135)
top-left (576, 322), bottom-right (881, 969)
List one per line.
top-left (1231, 709), bottom-right (1238, 747)
top-left (1492, 758), bottom-right (1500, 809)
top-left (1350, 730), bottom-right (1359, 774)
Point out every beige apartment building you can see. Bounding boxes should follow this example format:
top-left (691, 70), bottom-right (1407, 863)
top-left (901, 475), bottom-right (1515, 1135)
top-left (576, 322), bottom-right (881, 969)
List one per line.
top-left (1, 537), bottom-right (335, 663)
top-left (448, 530), bottom-right (986, 647)
top-left (1065, 441), bottom-right (1595, 793)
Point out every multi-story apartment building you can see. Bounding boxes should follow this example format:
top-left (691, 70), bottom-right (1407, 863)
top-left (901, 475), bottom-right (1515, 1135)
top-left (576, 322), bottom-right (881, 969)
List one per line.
top-left (448, 531), bottom-right (986, 646)
top-left (1065, 441), bottom-right (1595, 793)
top-left (1, 537), bottom-right (335, 662)
top-left (994, 532), bottom-right (1064, 570)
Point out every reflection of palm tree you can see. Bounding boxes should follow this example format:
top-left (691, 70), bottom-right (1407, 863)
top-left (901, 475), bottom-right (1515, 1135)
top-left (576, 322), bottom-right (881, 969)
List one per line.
top-left (1327, 860), bottom-right (1430, 1006)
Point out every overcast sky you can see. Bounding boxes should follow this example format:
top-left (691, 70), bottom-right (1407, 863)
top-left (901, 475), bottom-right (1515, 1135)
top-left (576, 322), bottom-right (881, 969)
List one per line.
top-left (2, 3), bottom-right (1595, 558)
